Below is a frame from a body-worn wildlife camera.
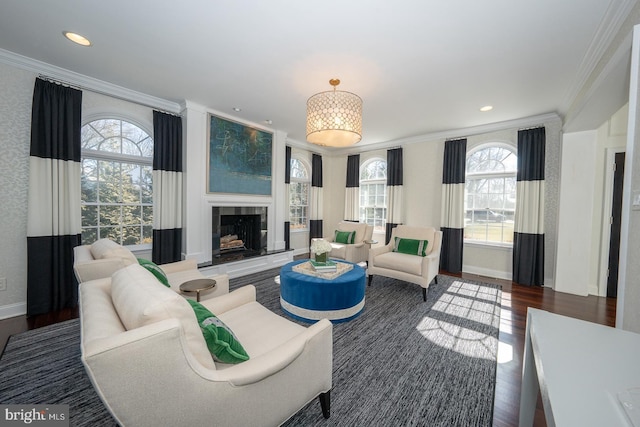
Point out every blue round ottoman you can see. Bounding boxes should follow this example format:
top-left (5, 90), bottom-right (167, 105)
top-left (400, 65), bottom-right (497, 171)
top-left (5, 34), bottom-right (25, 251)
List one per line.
top-left (279, 260), bottom-right (366, 323)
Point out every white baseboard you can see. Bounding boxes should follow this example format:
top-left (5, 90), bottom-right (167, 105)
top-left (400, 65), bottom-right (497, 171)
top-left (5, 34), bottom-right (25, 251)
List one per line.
top-left (0, 302), bottom-right (27, 320)
top-left (462, 265), bottom-right (511, 281)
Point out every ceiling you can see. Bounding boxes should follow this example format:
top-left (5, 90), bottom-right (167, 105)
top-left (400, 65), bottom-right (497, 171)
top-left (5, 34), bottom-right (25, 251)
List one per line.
top-left (0, 0), bottom-right (636, 147)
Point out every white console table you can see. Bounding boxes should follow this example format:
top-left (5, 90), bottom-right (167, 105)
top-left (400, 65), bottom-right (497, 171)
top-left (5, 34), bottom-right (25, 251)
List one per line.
top-left (520, 308), bottom-right (640, 427)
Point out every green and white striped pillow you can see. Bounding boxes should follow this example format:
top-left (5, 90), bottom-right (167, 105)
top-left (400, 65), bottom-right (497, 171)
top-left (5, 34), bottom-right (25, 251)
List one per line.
top-left (393, 237), bottom-right (428, 257)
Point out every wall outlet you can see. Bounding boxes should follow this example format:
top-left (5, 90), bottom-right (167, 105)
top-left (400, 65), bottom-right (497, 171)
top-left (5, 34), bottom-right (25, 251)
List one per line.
top-left (0, 277), bottom-right (6, 291)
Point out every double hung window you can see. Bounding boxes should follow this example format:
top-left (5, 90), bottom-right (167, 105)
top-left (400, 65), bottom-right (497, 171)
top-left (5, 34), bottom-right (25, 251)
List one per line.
top-left (289, 157), bottom-right (310, 231)
top-left (359, 159), bottom-right (387, 233)
top-left (464, 144), bottom-right (516, 245)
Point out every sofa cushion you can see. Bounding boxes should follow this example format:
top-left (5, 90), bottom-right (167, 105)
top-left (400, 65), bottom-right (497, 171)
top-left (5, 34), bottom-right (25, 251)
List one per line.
top-left (393, 237), bottom-right (428, 257)
top-left (187, 299), bottom-right (249, 364)
top-left (374, 251), bottom-right (423, 276)
top-left (111, 264), bottom-right (216, 370)
top-left (334, 230), bottom-right (355, 244)
top-left (90, 238), bottom-right (137, 266)
top-left (137, 258), bottom-right (170, 287)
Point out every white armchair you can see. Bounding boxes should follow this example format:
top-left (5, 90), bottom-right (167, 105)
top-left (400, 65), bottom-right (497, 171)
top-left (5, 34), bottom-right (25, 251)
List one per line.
top-left (324, 221), bottom-right (374, 264)
top-left (73, 238), bottom-right (229, 300)
top-left (368, 225), bottom-right (442, 301)
top-left (79, 264), bottom-right (333, 427)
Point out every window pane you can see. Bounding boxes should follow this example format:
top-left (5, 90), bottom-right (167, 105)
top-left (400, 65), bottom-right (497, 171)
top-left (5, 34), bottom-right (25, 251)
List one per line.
top-left (101, 226), bottom-right (121, 243)
top-left (81, 159), bottom-right (98, 202)
top-left (122, 226), bottom-right (141, 246)
top-left (100, 205), bottom-right (121, 226)
top-left (82, 227), bottom-right (98, 245)
top-left (122, 163), bottom-right (141, 203)
top-left (82, 205), bottom-right (97, 227)
top-left (142, 225), bottom-right (153, 244)
top-left (142, 205), bottom-right (153, 225)
top-left (122, 205), bottom-right (141, 225)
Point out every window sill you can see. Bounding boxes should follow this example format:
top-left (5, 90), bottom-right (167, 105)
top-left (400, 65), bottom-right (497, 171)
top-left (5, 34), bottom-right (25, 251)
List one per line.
top-left (463, 240), bottom-right (513, 251)
top-left (290, 228), bottom-right (309, 234)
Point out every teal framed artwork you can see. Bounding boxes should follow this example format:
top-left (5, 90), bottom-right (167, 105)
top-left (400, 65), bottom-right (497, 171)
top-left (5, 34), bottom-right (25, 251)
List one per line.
top-left (207, 114), bottom-right (273, 195)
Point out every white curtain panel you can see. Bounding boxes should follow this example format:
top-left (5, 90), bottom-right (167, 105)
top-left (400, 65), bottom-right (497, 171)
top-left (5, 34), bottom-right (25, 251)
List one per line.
top-left (152, 169), bottom-right (183, 229)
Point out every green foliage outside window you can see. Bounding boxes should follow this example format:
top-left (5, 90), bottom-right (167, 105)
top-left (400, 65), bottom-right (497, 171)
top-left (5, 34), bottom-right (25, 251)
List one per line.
top-left (81, 119), bottom-right (153, 246)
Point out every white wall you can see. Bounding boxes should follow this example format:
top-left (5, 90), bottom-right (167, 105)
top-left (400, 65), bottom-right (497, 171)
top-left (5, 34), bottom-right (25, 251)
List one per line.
top-left (0, 62), bottom-right (34, 319)
top-left (619, 25), bottom-right (640, 332)
top-left (555, 131), bottom-right (598, 296)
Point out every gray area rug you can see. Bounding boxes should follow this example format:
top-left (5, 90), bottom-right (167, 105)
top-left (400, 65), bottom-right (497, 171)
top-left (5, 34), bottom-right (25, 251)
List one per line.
top-left (0, 270), bottom-right (501, 426)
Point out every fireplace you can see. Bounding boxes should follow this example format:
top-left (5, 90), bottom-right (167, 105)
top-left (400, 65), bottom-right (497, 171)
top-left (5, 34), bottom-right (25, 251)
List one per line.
top-left (212, 206), bottom-right (267, 263)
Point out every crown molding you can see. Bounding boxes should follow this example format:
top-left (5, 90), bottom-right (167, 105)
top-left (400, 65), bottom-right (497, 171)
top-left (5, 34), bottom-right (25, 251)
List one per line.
top-left (0, 48), bottom-right (182, 114)
top-left (561, 0), bottom-right (637, 111)
top-left (287, 112), bottom-right (562, 155)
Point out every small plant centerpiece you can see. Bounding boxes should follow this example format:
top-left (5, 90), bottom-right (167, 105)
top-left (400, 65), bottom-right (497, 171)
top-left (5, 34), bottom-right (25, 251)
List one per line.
top-left (310, 238), bottom-right (332, 264)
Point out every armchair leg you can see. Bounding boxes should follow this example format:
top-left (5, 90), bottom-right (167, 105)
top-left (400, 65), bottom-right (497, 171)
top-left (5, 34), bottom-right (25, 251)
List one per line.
top-left (422, 287), bottom-right (427, 302)
top-left (435, 275), bottom-right (438, 285)
top-left (319, 391), bottom-right (331, 419)
top-left (368, 275), bottom-right (373, 286)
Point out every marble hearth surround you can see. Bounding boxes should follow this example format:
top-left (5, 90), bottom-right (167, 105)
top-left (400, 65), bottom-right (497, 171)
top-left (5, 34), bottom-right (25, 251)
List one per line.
top-left (181, 103), bottom-right (292, 279)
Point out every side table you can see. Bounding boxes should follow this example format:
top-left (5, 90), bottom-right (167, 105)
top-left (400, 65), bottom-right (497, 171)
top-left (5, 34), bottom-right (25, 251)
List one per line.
top-left (179, 278), bottom-right (216, 302)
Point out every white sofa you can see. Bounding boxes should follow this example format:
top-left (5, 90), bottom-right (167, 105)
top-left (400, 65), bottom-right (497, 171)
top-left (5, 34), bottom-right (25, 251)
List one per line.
top-left (79, 264), bottom-right (333, 427)
top-left (73, 238), bottom-right (229, 300)
top-left (368, 225), bottom-right (442, 301)
top-left (324, 221), bottom-right (374, 264)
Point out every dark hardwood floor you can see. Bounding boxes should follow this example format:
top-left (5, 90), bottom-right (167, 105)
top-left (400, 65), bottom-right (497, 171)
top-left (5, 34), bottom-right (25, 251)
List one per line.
top-left (0, 272), bottom-right (616, 427)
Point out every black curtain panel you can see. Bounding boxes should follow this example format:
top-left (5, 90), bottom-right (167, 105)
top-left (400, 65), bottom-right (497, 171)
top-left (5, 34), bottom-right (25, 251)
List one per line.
top-left (513, 127), bottom-right (546, 286)
top-left (152, 111), bottom-right (184, 264)
top-left (344, 154), bottom-right (360, 221)
top-left (27, 78), bottom-right (82, 316)
top-left (284, 146), bottom-right (291, 250)
top-left (440, 138), bottom-right (467, 273)
top-left (309, 153), bottom-right (323, 245)
top-left (385, 148), bottom-right (403, 244)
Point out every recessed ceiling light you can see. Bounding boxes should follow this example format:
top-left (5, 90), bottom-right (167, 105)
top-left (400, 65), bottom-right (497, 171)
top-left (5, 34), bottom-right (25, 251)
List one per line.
top-left (232, 107), bottom-right (242, 112)
top-left (480, 105), bottom-right (493, 112)
top-left (63, 31), bottom-right (92, 47)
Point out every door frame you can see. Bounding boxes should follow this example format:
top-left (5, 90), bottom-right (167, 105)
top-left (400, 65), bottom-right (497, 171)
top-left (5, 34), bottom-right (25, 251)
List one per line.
top-left (598, 147), bottom-right (626, 296)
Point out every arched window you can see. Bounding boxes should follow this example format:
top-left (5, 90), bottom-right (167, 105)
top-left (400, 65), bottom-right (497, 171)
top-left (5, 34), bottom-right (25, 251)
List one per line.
top-left (359, 158), bottom-right (387, 233)
top-left (80, 118), bottom-right (153, 247)
top-left (464, 144), bottom-right (517, 245)
top-left (289, 157), bottom-right (310, 231)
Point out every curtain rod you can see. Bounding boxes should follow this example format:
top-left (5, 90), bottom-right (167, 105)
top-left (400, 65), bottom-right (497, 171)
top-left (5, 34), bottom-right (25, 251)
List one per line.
top-left (37, 75), bottom-right (180, 117)
top-left (518, 125), bottom-right (544, 131)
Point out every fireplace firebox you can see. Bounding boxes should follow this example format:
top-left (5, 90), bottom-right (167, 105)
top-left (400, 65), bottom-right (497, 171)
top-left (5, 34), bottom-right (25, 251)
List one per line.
top-left (212, 206), bottom-right (267, 263)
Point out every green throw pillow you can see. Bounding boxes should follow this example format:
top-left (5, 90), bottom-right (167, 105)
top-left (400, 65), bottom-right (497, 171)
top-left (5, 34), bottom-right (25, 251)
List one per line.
top-left (137, 258), bottom-right (170, 287)
top-left (393, 237), bottom-right (429, 257)
top-left (335, 230), bottom-right (355, 244)
top-left (187, 299), bottom-right (250, 364)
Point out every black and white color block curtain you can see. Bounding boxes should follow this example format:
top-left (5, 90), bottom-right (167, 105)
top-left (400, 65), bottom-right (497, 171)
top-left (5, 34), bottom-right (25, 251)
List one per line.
top-left (152, 111), bottom-right (183, 265)
top-left (344, 154), bottom-right (360, 222)
top-left (513, 127), bottom-right (545, 286)
top-left (385, 148), bottom-right (403, 244)
top-left (27, 78), bottom-right (82, 316)
top-left (309, 153), bottom-right (323, 243)
top-left (284, 146), bottom-right (291, 250)
top-left (440, 138), bottom-right (467, 273)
